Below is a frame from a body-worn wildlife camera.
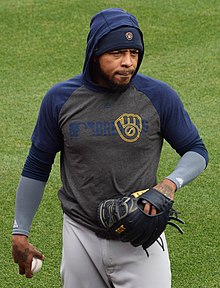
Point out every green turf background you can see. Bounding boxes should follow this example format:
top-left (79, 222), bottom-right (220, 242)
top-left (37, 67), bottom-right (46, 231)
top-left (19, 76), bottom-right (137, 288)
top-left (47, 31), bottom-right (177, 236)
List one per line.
top-left (1, 0), bottom-right (219, 287)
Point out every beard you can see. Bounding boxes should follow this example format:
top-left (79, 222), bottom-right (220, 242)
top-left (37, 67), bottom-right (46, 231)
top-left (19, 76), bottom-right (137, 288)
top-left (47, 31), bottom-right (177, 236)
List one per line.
top-left (92, 61), bottom-right (133, 92)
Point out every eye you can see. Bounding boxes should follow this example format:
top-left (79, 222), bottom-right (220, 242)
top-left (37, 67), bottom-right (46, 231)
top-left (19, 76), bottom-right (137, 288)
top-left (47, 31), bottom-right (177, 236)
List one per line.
top-left (110, 51), bottom-right (122, 55)
top-left (130, 49), bottom-right (139, 56)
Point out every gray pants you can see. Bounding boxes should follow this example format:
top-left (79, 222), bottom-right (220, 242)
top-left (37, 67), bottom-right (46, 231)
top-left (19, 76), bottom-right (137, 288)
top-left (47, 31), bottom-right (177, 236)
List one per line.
top-left (61, 214), bottom-right (171, 288)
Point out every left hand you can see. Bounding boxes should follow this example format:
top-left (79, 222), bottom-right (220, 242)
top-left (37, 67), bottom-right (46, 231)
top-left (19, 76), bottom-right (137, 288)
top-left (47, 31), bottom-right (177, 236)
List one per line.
top-left (144, 179), bottom-right (176, 215)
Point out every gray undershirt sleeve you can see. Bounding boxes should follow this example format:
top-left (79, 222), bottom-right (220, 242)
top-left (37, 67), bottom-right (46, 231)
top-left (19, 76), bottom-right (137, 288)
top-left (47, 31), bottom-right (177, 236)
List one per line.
top-left (12, 176), bottom-right (46, 236)
top-left (165, 151), bottom-right (206, 190)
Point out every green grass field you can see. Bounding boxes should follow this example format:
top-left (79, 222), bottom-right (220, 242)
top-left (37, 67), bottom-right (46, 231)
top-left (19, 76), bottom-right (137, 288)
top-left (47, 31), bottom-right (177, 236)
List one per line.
top-left (1, 0), bottom-right (219, 287)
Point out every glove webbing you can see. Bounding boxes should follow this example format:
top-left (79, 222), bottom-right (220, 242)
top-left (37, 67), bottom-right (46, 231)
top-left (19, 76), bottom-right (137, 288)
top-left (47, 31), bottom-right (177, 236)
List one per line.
top-left (143, 209), bottom-right (184, 256)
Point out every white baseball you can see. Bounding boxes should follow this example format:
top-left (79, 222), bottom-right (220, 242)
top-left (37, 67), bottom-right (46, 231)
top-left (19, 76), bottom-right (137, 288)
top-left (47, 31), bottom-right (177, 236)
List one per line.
top-left (31, 257), bottom-right (43, 273)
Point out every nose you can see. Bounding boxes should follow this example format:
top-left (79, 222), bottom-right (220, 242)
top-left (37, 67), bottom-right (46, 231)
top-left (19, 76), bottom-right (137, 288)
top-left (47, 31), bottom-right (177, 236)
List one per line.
top-left (121, 52), bottom-right (133, 67)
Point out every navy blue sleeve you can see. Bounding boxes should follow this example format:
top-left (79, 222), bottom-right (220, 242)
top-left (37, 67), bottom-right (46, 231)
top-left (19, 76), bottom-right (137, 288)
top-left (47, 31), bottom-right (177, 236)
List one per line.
top-left (31, 75), bottom-right (82, 154)
top-left (22, 144), bottom-right (56, 181)
top-left (133, 75), bottom-right (208, 165)
top-left (31, 85), bottom-right (64, 154)
top-left (157, 84), bottom-right (208, 163)
top-left (23, 76), bottom-right (82, 181)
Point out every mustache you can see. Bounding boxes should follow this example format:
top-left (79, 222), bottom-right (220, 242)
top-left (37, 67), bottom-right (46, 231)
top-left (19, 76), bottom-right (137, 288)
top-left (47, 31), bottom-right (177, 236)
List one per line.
top-left (115, 69), bottom-right (135, 76)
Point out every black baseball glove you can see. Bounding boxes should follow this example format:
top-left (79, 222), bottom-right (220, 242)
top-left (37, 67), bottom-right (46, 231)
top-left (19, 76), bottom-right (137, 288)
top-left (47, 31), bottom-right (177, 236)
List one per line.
top-left (97, 188), bottom-right (184, 250)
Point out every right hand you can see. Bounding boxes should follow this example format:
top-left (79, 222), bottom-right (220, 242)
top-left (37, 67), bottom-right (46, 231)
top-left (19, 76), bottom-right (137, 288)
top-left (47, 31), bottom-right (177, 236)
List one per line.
top-left (12, 235), bottom-right (44, 278)
top-left (143, 179), bottom-right (176, 215)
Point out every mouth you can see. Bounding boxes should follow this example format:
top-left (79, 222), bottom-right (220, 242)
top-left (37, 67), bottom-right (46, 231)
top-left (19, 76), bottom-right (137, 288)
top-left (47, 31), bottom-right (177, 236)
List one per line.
top-left (112, 70), bottom-right (135, 85)
top-left (117, 70), bottom-right (134, 76)
top-left (115, 71), bottom-right (134, 80)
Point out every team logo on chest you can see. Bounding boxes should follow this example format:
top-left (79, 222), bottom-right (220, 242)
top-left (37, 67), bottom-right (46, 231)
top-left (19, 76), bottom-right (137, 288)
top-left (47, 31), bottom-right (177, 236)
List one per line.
top-left (114, 113), bottom-right (142, 143)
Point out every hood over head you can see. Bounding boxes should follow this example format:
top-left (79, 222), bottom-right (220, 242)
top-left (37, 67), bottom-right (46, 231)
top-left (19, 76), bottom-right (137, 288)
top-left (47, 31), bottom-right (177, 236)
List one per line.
top-left (82, 8), bottom-right (144, 87)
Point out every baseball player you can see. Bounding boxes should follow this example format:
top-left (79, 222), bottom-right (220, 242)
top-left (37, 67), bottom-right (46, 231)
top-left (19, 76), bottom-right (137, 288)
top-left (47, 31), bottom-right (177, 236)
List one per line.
top-left (12, 8), bottom-right (208, 288)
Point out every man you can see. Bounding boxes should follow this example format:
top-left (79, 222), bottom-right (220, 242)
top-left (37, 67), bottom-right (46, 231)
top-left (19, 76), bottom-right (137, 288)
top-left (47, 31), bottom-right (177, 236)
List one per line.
top-left (12, 8), bottom-right (208, 288)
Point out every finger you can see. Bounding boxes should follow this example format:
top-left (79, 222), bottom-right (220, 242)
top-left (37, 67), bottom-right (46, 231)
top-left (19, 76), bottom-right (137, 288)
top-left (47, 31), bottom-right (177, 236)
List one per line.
top-left (150, 206), bottom-right (157, 216)
top-left (18, 258), bottom-right (33, 278)
top-left (33, 251), bottom-right (45, 261)
top-left (19, 265), bottom-right (25, 275)
top-left (144, 203), bottom-right (157, 215)
top-left (25, 270), bottom-right (33, 278)
top-left (144, 202), bottom-right (151, 214)
top-left (24, 260), bottom-right (33, 278)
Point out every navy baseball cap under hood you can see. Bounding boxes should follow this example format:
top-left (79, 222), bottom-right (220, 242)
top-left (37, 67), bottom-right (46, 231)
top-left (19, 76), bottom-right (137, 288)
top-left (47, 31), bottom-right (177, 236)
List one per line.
top-left (93, 27), bottom-right (143, 56)
top-left (82, 8), bottom-right (144, 86)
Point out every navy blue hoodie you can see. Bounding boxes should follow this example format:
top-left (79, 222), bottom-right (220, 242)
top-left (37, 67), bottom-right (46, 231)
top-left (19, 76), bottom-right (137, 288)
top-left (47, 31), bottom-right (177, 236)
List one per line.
top-left (22, 8), bottom-right (208, 237)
